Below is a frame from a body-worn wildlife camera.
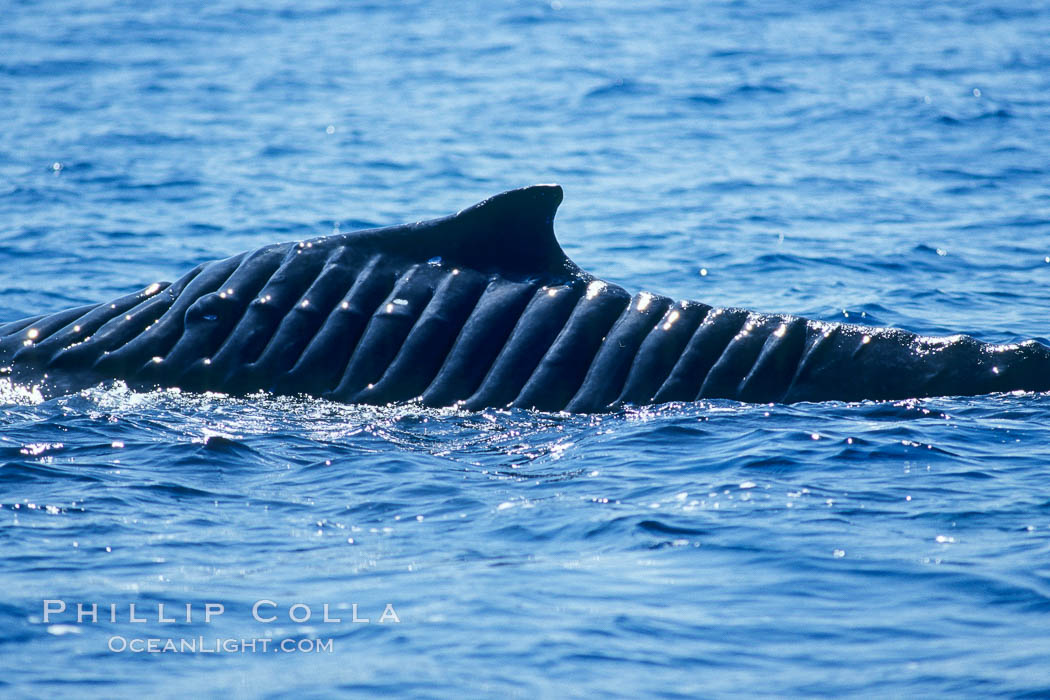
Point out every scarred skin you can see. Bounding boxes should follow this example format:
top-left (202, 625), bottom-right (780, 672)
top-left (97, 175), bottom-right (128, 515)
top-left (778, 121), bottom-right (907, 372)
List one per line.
top-left (2, 185), bottom-right (1048, 411)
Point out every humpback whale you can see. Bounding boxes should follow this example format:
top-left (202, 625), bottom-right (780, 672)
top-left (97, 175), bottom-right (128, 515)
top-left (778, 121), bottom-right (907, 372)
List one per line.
top-left (2, 184), bottom-right (1049, 410)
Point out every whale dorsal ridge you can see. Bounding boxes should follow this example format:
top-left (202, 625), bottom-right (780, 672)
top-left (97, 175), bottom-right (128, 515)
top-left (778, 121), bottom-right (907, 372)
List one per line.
top-left (369, 184), bottom-right (577, 280)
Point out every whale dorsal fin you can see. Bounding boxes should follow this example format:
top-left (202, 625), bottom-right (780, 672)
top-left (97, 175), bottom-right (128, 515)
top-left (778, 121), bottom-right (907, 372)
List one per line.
top-left (364, 184), bottom-right (578, 280)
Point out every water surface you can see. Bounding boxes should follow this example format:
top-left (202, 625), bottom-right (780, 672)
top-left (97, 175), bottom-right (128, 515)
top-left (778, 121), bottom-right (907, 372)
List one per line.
top-left (2, 0), bottom-right (1050, 696)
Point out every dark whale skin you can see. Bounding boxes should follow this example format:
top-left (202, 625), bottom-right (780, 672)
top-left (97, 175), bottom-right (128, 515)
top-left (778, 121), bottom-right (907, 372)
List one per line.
top-left (3, 185), bottom-right (1048, 410)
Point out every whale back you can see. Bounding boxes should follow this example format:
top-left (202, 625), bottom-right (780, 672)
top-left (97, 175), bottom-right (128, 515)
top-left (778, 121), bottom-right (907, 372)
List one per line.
top-left (4, 185), bottom-right (1048, 410)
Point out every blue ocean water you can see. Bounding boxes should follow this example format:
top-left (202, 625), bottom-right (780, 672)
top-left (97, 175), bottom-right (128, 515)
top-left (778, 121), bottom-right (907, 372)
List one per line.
top-left (3, 0), bottom-right (1050, 696)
